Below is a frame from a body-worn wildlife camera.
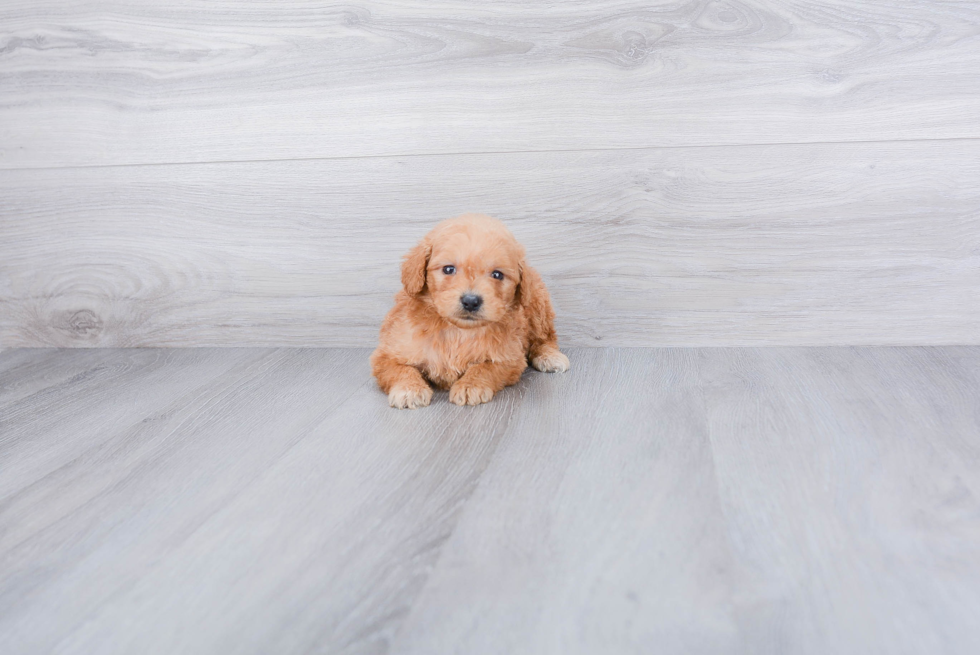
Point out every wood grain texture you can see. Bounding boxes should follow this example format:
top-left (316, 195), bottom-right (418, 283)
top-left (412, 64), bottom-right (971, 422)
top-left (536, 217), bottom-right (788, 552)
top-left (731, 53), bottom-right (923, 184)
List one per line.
top-left (1, 347), bottom-right (979, 654)
top-left (0, 348), bottom-right (124, 410)
top-left (392, 347), bottom-right (980, 654)
top-left (699, 347), bottom-right (980, 654)
top-left (2, 1), bottom-right (979, 168)
top-left (0, 348), bottom-right (261, 500)
top-left (0, 348), bottom-right (374, 653)
top-left (0, 347), bottom-right (523, 654)
top-left (2, 141), bottom-right (978, 347)
top-left (392, 348), bottom-right (739, 654)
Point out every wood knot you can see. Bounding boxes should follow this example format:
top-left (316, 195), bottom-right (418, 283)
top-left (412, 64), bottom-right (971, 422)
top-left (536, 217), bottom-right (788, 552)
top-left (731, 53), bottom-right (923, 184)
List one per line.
top-left (621, 31), bottom-right (651, 64)
top-left (63, 309), bottom-right (103, 336)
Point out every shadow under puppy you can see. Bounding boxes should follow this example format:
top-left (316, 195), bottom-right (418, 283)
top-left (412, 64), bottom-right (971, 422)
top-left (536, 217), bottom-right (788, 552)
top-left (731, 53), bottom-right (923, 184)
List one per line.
top-left (371, 213), bottom-right (569, 409)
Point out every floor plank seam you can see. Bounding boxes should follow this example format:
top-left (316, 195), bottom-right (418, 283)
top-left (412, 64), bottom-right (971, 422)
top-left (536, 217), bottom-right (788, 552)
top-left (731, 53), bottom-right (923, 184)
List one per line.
top-left (693, 348), bottom-right (749, 645)
top-left (4, 135), bottom-right (979, 174)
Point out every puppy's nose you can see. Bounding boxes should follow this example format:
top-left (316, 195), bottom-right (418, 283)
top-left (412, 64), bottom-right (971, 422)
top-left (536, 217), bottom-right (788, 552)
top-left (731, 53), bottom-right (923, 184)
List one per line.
top-left (460, 294), bottom-right (483, 313)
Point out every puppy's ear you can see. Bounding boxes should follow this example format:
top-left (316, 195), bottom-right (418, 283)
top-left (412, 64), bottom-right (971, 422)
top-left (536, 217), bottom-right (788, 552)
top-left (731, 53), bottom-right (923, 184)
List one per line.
top-left (514, 260), bottom-right (529, 308)
top-left (401, 238), bottom-right (431, 296)
top-left (515, 260), bottom-right (559, 347)
top-left (516, 261), bottom-right (547, 317)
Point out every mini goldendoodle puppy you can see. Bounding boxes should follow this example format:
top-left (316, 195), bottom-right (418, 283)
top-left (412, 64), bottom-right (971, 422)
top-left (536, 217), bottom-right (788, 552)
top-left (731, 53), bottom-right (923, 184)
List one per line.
top-left (371, 213), bottom-right (569, 409)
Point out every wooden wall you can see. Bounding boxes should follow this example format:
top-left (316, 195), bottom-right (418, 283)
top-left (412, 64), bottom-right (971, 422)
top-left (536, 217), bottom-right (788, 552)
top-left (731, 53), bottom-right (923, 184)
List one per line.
top-left (2, 1), bottom-right (978, 347)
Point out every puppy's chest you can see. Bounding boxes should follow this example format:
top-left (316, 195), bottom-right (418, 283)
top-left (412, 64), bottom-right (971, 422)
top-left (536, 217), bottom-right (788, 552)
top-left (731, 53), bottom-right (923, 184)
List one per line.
top-left (411, 327), bottom-right (512, 387)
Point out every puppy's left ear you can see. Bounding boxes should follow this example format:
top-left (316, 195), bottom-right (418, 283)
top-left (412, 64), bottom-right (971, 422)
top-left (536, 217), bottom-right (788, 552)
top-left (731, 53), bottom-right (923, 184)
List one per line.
top-left (514, 259), bottom-right (560, 350)
top-left (401, 237), bottom-right (431, 296)
top-left (514, 259), bottom-right (528, 307)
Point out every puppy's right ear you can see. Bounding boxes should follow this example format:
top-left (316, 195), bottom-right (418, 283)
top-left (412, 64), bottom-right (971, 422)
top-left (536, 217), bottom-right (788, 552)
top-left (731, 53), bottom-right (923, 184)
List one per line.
top-left (401, 238), bottom-right (431, 296)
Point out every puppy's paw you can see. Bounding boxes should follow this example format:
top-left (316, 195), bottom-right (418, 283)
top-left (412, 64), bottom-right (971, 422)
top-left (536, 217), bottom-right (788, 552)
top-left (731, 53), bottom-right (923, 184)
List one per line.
top-left (531, 348), bottom-right (570, 373)
top-left (388, 383), bottom-right (433, 409)
top-left (449, 380), bottom-right (494, 406)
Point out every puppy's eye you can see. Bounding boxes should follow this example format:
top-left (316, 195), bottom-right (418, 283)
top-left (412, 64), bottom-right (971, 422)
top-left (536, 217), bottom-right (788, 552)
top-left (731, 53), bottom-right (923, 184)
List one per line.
top-left (442, 265), bottom-right (456, 275)
top-left (491, 270), bottom-right (504, 281)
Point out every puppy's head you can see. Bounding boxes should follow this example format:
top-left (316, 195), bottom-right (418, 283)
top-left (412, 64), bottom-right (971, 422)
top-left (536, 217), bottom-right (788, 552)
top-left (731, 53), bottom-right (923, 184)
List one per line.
top-left (401, 214), bottom-right (524, 328)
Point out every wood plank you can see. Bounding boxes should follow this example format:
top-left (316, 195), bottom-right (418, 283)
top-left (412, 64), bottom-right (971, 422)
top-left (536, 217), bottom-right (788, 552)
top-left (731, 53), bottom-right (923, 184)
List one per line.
top-left (391, 348), bottom-right (739, 654)
top-left (0, 348), bottom-right (264, 501)
top-left (2, 141), bottom-right (978, 347)
top-left (0, 348), bottom-right (374, 653)
top-left (0, 348), bottom-right (525, 654)
top-left (2, 1), bottom-right (979, 168)
top-left (859, 347), bottom-right (980, 498)
top-left (0, 348), bottom-right (119, 410)
top-left (700, 347), bottom-right (980, 654)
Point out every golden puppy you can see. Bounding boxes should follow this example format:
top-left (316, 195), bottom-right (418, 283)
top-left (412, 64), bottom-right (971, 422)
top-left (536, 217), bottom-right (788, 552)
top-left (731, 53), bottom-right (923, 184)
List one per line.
top-left (371, 213), bottom-right (569, 409)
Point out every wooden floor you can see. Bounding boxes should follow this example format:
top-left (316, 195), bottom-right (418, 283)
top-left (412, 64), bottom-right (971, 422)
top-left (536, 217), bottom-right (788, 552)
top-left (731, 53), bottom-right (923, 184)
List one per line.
top-left (2, 346), bottom-right (979, 654)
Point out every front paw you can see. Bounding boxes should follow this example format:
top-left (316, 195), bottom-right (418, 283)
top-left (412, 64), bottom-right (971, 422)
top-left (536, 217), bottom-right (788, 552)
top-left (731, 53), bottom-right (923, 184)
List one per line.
top-left (388, 383), bottom-right (433, 409)
top-left (531, 347), bottom-right (570, 373)
top-left (449, 380), bottom-right (494, 406)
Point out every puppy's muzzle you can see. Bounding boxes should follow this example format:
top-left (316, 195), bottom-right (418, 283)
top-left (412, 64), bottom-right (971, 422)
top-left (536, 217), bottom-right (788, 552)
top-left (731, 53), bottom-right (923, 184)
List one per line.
top-left (460, 293), bottom-right (483, 313)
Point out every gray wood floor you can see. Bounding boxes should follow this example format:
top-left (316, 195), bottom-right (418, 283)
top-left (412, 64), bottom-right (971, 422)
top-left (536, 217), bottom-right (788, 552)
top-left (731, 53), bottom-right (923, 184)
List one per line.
top-left (2, 347), bottom-right (979, 654)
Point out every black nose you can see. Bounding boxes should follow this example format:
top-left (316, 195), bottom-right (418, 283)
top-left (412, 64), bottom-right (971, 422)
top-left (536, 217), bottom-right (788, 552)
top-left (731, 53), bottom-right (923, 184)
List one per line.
top-left (460, 294), bottom-right (483, 313)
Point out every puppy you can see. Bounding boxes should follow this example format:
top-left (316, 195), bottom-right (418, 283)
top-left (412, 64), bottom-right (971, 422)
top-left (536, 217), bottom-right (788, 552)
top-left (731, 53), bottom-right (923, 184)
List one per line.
top-left (371, 213), bottom-right (569, 409)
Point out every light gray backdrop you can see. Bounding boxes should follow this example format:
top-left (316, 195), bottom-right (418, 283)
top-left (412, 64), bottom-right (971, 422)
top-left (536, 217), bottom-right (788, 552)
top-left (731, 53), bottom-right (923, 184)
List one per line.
top-left (2, 0), bottom-right (978, 347)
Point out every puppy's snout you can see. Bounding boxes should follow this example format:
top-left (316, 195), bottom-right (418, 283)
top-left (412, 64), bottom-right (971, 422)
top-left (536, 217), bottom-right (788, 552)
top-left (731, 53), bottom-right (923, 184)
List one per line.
top-left (460, 293), bottom-right (483, 313)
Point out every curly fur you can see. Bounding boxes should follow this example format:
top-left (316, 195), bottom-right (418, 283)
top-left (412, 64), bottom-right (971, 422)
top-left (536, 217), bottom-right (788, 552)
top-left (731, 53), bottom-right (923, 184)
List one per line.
top-left (370, 213), bottom-right (569, 408)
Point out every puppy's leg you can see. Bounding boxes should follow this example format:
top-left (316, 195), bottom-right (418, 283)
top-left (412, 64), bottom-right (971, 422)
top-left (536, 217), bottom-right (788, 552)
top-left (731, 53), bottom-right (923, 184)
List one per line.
top-left (449, 360), bottom-right (526, 406)
top-left (520, 266), bottom-right (570, 373)
top-left (529, 343), bottom-right (570, 373)
top-left (371, 351), bottom-right (433, 409)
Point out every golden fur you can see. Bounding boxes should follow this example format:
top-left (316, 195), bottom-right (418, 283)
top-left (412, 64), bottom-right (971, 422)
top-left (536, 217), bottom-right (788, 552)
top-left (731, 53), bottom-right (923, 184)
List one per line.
top-left (371, 213), bottom-right (569, 408)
